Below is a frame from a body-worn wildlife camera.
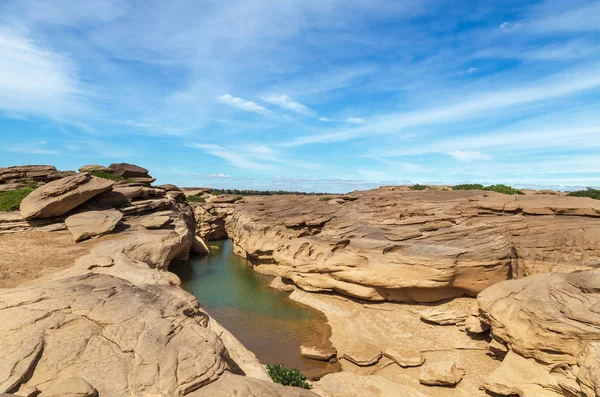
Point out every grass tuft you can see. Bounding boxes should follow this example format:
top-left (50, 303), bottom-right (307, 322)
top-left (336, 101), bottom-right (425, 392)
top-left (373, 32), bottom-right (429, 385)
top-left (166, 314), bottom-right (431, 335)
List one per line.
top-left (452, 183), bottom-right (524, 195)
top-left (410, 184), bottom-right (428, 191)
top-left (453, 183), bottom-right (485, 191)
top-left (266, 364), bottom-right (311, 389)
top-left (0, 184), bottom-right (37, 211)
top-left (319, 197), bottom-right (332, 201)
top-left (88, 170), bottom-right (127, 182)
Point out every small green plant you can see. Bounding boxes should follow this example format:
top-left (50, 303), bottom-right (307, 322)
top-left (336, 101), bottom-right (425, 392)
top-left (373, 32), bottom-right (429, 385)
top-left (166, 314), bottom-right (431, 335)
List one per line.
top-left (453, 183), bottom-right (485, 190)
top-left (266, 364), bottom-right (311, 389)
top-left (410, 184), bottom-right (428, 191)
top-left (0, 186), bottom-right (36, 211)
top-left (483, 184), bottom-right (524, 195)
top-left (88, 170), bottom-right (127, 182)
top-left (319, 196), bottom-right (332, 201)
top-left (568, 188), bottom-right (600, 200)
top-left (186, 195), bottom-right (206, 203)
top-left (235, 196), bottom-right (244, 201)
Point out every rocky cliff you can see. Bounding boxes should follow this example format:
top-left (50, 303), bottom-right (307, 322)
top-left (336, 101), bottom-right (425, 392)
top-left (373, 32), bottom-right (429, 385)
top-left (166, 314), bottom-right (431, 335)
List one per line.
top-left (227, 188), bottom-right (600, 302)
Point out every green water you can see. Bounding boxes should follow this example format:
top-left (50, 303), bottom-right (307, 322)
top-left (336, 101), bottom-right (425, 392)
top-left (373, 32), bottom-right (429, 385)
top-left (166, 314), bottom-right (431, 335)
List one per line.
top-left (173, 239), bottom-right (335, 374)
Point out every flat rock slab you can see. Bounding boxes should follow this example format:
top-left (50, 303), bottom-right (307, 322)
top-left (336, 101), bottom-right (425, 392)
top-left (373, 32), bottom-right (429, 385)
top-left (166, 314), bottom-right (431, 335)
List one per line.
top-left (314, 373), bottom-right (430, 397)
top-left (65, 209), bottom-right (123, 242)
top-left (419, 361), bottom-right (465, 386)
top-left (420, 309), bottom-right (468, 325)
top-left (300, 345), bottom-right (337, 362)
top-left (141, 215), bottom-right (172, 229)
top-left (342, 341), bottom-right (382, 366)
top-left (20, 173), bottom-right (113, 220)
top-left (383, 347), bottom-right (424, 367)
top-left (108, 163), bottom-right (150, 178)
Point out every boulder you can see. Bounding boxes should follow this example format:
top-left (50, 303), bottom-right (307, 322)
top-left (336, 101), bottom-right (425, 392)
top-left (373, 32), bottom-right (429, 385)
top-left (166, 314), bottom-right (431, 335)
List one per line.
top-left (120, 198), bottom-right (171, 216)
top-left (194, 373), bottom-right (318, 396)
top-left (65, 209), bottom-right (123, 242)
top-left (342, 341), bottom-right (382, 366)
top-left (43, 377), bottom-right (98, 397)
top-left (78, 165), bottom-right (113, 174)
top-left (419, 360), bottom-right (464, 386)
top-left (19, 173), bottom-right (113, 220)
top-left (157, 184), bottom-right (182, 192)
top-left (0, 165), bottom-right (74, 185)
top-left (300, 345), bottom-right (337, 362)
top-left (192, 235), bottom-right (210, 255)
top-left (420, 309), bottom-right (468, 325)
top-left (269, 276), bottom-right (295, 292)
top-left (383, 347), bottom-right (424, 367)
top-left (108, 163), bottom-right (150, 178)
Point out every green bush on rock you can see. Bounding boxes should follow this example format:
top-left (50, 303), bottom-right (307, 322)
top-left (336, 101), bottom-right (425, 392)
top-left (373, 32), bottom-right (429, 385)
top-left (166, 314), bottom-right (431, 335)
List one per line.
top-left (410, 184), bottom-right (428, 191)
top-left (186, 195), bottom-right (206, 203)
top-left (453, 183), bottom-right (485, 190)
top-left (88, 170), bottom-right (127, 182)
top-left (568, 188), bottom-right (600, 200)
top-left (0, 180), bottom-right (38, 211)
top-left (266, 364), bottom-right (311, 389)
top-left (452, 183), bottom-right (524, 195)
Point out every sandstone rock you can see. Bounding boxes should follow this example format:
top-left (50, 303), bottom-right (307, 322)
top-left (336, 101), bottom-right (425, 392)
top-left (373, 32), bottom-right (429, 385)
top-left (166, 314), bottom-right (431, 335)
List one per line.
top-left (43, 377), bottom-right (98, 397)
top-left (578, 342), bottom-right (600, 397)
top-left (342, 341), bottom-right (382, 366)
top-left (419, 361), bottom-right (464, 386)
top-left (194, 373), bottom-right (318, 396)
top-left (314, 372), bottom-right (430, 397)
top-left (226, 189), bottom-right (600, 302)
top-left (383, 347), bottom-right (424, 367)
top-left (141, 214), bottom-right (172, 229)
top-left (126, 176), bottom-right (156, 185)
top-left (108, 163), bottom-right (150, 178)
top-left (65, 209), bottom-right (123, 242)
top-left (464, 315), bottom-right (490, 334)
top-left (19, 173), bottom-right (113, 220)
top-left (192, 203), bottom-right (228, 240)
top-left (269, 276), bottom-right (295, 292)
top-left (158, 184), bottom-right (182, 192)
top-left (78, 165), bottom-right (113, 174)
top-left (477, 269), bottom-right (600, 365)
top-left (0, 212), bottom-right (65, 234)
top-left (120, 198), bottom-right (171, 216)
top-left (300, 345), bottom-right (337, 362)
top-left (420, 308), bottom-right (468, 325)
top-left (192, 235), bottom-right (210, 255)
top-left (0, 165), bottom-right (74, 185)
top-left (211, 195), bottom-right (238, 204)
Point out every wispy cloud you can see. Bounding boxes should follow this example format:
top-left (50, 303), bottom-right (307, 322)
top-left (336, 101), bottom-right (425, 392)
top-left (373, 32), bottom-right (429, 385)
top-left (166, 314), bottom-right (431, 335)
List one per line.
top-left (261, 95), bottom-right (313, 115)
top-left (318, 116), bottom-right (364, 124)
top-left (448, 150), bottom-right (491, 162)
top-left (217, 94), bottom-right (271, 115)
top-left (187, 143), bottom-right (276, 171)
top-left (6, 140), bottom-right (58, 155)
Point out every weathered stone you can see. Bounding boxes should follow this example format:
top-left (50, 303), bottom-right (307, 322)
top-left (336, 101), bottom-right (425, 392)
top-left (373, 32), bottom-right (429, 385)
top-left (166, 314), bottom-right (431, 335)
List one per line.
top-left (78, 165), bottom-right (113, 174)
top-left (0, 165), bottom-right (74, 185)
top-left (43, 377), bottom-right (98, 397)
top-left (120, 198), bottom-right (171, 215)
top-left (192, 235), bottom-right (210, 255)
top-left (269, 276), bottom-right (295, 292)
top-left (383, 347), bottom-right (424, 367)
top-left (578, 342), bottom-right (600, 397)
top-left (420, 309), bottom-right (468, 325)
top-left (194, 373), bottom-right (318, 396)
top-left (314, 372), bottom-right (430, 397)
top-left (342, 342), bottom-right (382, 366)
top-left (157, 184), bottom-right (182, 192)
top-left (300, 345), bottom-right (337, 362)
top-left (19, 173), bottom-right (113, 220)
top-left (419, 361), bottom-right (464, 386)
top-left (464, 315), bottom-right (490, 334)
top-left (141, 214), bottom-right (172, 229)
top-left (65, 209), bottom-right (123, 242)
top-left (108, 163), bottom-right (150, 178)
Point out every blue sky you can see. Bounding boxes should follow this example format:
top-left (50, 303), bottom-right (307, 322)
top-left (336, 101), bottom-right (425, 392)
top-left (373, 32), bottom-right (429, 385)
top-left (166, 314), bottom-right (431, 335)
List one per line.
top-left (1, 0), bottom-right (599, 193)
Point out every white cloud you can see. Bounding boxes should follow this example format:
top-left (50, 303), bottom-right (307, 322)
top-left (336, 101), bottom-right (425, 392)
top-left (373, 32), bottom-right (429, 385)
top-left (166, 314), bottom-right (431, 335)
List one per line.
top-left (319, 117), bottom-right (334, 122)
top-left (467, 67), bottom-right (478, 74)
top-left (0, 27), bottom-right (89, 120)
top-left (217, 94), bottom-right (271, 114)
top-left (500, 22), bottom-right (521, 31)
top-left (345, 117), bottom-right (364, 124)
top-left (448, 150), bottom-right (491, 162)
top-left (187, 143), bottom-right (275, 170)
top-left (261, 95), bottom-right (313, 115)
top-left (6, 141), bottom-right (58, 155)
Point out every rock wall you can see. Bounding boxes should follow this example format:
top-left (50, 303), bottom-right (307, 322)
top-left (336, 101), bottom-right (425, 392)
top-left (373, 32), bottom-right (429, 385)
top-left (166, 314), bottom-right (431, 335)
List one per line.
top-left (227, 188), bottom-right (600, 302)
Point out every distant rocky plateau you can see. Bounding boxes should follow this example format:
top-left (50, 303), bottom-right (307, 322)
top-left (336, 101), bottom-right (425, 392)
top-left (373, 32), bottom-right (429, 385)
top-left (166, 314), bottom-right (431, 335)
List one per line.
top-left (1, 164), bottom-right (599, 397)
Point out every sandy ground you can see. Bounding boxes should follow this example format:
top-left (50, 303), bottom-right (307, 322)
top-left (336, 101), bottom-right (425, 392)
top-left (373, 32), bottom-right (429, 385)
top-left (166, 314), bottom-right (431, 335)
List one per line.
top-left (290, 290), bottom-right (501, 397)
top-left (0, 230), bottom-right (115, 288)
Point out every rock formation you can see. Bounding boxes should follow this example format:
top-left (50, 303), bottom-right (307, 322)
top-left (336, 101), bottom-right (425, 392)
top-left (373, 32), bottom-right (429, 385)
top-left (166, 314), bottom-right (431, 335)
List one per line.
top-left (0, 163), bottom-right (318, 397)
top-left (227, 188), bottom-right (600, 302)
top-left (0, 165), bottom-right (75, 193)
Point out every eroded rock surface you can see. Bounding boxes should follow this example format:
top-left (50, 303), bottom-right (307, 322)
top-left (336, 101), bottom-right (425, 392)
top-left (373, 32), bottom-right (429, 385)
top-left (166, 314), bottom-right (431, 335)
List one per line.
top-left (20, 173), bottom-right (113, 220)
top-left (228, 189), bottom-right (600, 302)
top-left (65, 208), bottom-right (122, 242)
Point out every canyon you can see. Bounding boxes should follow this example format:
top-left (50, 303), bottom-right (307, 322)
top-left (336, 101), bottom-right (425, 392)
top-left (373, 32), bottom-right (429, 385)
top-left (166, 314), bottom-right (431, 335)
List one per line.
top-left (1, 164), bottom-right (599, 397)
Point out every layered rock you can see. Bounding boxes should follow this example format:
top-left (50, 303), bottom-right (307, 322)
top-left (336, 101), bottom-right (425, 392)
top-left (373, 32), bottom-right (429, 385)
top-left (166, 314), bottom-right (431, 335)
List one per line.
top-left (20, 173), bottom-right (113, 220)
top-left (228, 189), bottom-right (600, 302)
top-left (64, 208), bottom-right (123, 242)
top-left (0, 165), bottom-right (75, 192)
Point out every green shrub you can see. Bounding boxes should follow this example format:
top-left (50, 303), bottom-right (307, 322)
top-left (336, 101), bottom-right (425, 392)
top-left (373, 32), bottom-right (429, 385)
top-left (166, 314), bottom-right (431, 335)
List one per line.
top-left (319, 197), bottom-right (332, 201)
top-left (568, 188), bottom-right (600, 200)
top-left (0, 187), bottom-right (36, 211)
top-left (453, 183), bottom-right (485, 190)
top-left (88, 170), bottom-right (127, 182)
top-left (235, 196), bottom-right (244, 201)
top-left (266, 364), bottom-right (311, 389)
top-left (186, 195), bottom-right (206, 203)
top-left (410, 184), bottom-right (428, 191)
top-left (483, 184), bottom-right (524, 195)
